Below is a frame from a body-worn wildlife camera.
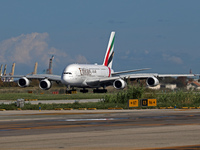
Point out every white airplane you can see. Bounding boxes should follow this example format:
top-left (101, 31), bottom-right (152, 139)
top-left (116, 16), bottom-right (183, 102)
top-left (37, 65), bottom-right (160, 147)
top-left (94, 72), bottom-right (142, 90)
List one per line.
top-left (1, 31), bottom-right (196, 93)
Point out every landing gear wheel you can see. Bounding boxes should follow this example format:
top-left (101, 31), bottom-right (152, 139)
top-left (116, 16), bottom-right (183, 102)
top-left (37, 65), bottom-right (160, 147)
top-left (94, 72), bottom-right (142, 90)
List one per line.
top-left (80, 89), bottom-right (89, 93)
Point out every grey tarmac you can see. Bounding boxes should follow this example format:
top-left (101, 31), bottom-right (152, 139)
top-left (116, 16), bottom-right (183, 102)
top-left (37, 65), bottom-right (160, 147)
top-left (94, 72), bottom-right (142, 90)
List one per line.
top-left (0, 109), bottom-right (200, 150)
top-left (0, 99), bottom-right (100, 105)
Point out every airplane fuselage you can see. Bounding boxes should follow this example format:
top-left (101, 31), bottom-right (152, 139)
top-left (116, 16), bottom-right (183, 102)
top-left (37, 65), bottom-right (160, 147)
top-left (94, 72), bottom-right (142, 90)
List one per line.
top-left (61, 64), bottom-right (112, 88)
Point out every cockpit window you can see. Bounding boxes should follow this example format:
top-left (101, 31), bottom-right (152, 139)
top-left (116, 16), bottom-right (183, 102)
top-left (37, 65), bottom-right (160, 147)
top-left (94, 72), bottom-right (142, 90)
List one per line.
top-left (64, 72), bottom-right (72, 74)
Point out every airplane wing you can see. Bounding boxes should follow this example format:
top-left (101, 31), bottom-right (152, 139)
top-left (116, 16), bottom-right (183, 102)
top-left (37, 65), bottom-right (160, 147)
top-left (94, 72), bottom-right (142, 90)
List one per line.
top-left (1, 74), bottom-right (62, 90)
top-left (157, 74), bottom-right (196, 77)
top-left (2, 74), bottom-right (61, 82)
top-left (111, 68), bottom-right (151, 75)
top-left (126, 73), bottom-right (196, 79)
top-left (86, 73), bottom-right (197, 89)
top-left (99, 73), bottom-right (196, 81)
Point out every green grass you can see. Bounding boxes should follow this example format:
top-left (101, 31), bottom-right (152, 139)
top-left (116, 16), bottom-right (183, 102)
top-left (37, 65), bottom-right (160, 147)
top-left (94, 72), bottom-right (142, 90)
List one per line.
top-left (0, 92), bottom-right (107, 100)
top-left (104, 86), bottom-right (200, 108)
top-left (1, 86), bottom-right (200, 110)
top-left (0, 102), bottom-right (128, 110)
top-left (0, 86), bottom-right (111, 100)
top-left (157, 90), bottom-right (200, 107)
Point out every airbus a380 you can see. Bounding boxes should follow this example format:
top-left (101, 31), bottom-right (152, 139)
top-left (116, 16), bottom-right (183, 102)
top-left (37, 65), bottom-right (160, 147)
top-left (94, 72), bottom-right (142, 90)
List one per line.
top-left (2, 31), bottom-right (196, 93)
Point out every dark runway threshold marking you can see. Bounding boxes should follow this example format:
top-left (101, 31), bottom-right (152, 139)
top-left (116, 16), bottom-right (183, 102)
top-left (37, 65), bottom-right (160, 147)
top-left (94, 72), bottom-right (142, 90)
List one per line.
top-left (144, 144), bottom-right (200, 150)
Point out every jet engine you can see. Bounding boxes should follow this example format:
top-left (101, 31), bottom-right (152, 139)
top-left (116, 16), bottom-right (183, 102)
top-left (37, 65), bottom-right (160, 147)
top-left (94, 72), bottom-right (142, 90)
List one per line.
top-left (146, 76), bottom-right (159, 87)
top-left (39, 79), bottom-right (52, 90)
top-left (113, 79), bottom-right (127, 89)
top-left (18, 77), bottom-right (30, 87)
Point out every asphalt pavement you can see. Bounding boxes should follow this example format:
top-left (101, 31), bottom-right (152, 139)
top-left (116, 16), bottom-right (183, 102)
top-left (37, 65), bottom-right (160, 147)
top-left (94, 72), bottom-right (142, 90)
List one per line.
top-left (0, 109), bottom-right (200, 149)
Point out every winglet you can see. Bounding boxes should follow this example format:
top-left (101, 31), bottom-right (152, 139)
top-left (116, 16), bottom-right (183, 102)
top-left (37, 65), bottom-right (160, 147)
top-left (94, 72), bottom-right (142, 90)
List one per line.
top-left (103, 31), bottom-right (115, 69)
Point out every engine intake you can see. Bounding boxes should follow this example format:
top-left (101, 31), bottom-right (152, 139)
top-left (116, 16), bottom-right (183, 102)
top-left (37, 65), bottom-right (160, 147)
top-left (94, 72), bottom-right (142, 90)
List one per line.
top-left (39, 79), bottom-right (52, 90)
top-left (18, 77), bottom-right (30, 87)
top-left (113, 79), bottom-right (127, 89)
top-left (146, 76), bottom-right (159, 87)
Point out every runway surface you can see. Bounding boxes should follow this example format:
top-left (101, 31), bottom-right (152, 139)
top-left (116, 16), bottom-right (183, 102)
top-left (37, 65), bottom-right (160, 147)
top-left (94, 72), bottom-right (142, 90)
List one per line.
top-left (1, 99), bottom-right (100, 104)
top-left (0, 109), bottom-right (200, 150)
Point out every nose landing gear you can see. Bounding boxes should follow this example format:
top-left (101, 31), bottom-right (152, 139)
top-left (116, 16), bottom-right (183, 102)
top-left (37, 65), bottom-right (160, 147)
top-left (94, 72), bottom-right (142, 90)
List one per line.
top-left (66, 85), bottom-right (77, 94)
top-left (66, 89), bottom-right (77, 94)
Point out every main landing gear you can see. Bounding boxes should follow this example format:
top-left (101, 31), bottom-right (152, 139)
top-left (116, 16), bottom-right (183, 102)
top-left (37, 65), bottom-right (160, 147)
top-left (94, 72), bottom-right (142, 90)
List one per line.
top-left (66, 88), bottom-right (89, 94)
top-left (79, 88), bottom-right (107, 93)
top-left (93, 88), bottom-right (107, 93)
top-left (66, 87), bottom-right (108, 94)
top-left (80, 88), bottom-right (89, 93)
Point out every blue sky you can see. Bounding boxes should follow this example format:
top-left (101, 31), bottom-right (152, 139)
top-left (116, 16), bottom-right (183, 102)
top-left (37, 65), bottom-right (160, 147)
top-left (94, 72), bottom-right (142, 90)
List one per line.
top-left (0, 0), bottom-right (200, 75)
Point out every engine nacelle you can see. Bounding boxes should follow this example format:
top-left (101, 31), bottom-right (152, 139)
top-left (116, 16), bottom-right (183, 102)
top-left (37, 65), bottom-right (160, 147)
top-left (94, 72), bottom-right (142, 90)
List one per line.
top-left (146, 76), bottom-right (159, 87)
top-left (18, 77), bottom-right (30, 87)
top-left (39, 79), bottom-right (52, 90)
top-left (113, 79), bottom-right (127, 89)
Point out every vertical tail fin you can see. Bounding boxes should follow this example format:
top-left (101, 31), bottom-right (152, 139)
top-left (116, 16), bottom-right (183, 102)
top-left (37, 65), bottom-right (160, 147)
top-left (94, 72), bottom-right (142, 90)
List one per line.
top-left (103, 31), bottom-right (115, 69)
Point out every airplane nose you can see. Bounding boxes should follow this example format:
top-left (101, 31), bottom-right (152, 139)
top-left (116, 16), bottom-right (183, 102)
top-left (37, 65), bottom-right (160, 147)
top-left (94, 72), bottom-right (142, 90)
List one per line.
top-left (61, 74), bottom-right (68, 84)
top-left (61, 73), bottom-right (73, 85)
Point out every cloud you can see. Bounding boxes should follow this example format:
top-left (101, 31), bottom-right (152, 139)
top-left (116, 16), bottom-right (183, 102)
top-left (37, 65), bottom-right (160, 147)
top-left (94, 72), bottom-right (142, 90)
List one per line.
top-left (0, 33), bottom-right (89, 73)
top-left (120, 50), bottom-right (150, 60)
top-left (74, 55), bottom-right (89, 64)
top-left (120, 50), bottom-right (130, 60)
top-left (125, 50), bottom-right (130, 55)
top-left (0, 33), bottom-right (56, 65)
top-left (144, 50), bottom-right (149, 54)
top-left (162, 54), bottom-right (183, 64)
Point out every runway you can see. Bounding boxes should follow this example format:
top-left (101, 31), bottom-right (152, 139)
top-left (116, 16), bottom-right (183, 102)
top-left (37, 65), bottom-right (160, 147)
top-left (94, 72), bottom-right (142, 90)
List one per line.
top-left (1, 99), bottom-right (100, 104)
top-left (0, 109), bottom-right (200, 150)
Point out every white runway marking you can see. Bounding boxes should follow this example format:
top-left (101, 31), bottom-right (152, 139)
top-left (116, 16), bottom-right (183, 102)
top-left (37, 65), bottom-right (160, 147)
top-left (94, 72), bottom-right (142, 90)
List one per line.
top-left (63, 118), bottom-right (115, 121)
